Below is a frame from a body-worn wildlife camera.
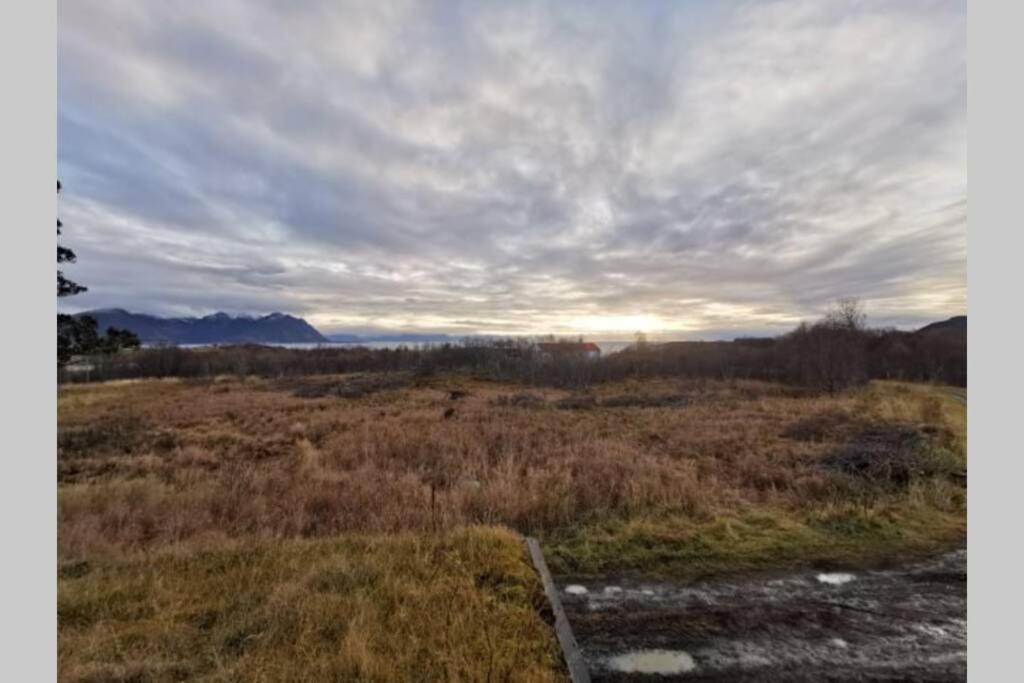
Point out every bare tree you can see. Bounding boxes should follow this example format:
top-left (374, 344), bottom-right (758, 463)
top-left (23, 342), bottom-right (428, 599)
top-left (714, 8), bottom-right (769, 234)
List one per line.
top-left (825, 297), bottom-right (867, 332)
top-left (782, 299), bottom-right (870, 393)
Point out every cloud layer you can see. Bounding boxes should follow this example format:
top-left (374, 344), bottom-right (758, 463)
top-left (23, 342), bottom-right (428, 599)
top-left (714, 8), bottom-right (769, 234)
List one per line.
top-left (58, 0), bottom-right (966, 338)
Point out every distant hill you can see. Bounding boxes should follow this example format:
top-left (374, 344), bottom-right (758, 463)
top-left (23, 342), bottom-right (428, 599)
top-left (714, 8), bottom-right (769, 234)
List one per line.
top-left (916, 316), bottom-right (967, 338)
top-left (74, 309), bottom-right (327, 345)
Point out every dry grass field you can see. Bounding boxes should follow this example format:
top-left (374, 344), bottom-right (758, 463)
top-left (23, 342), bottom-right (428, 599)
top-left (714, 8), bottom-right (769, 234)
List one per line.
top-left (58, 526), bottom-right (562, 683)
top-left (57, 373), bottom-right (966, 681)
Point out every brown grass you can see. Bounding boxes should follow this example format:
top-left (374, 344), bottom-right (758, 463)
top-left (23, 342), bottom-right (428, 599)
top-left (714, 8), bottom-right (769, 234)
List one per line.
top-left (57, 375), bottom-right (966, 680)
top-left (59, 526), bottom-right (563, 682)
top-left (59, 376), bottom-right (965, 565)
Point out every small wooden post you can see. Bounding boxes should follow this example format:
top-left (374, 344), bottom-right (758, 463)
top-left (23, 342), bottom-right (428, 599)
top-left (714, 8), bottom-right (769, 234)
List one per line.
top-left (525, 537), bottom-right (591, 683)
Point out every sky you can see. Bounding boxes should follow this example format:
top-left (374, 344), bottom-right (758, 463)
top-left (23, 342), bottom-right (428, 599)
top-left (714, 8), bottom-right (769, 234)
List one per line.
top-left (57, 0), bottom-right (966, 339)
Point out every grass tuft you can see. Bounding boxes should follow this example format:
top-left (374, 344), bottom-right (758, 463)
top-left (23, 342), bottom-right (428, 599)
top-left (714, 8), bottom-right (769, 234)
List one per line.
top-left (59, 527), bottom-right (564, 683)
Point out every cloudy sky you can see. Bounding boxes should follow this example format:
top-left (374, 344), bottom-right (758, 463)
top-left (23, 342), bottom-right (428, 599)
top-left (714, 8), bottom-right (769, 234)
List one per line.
top-left (58, 0), bottom-right (965, 339)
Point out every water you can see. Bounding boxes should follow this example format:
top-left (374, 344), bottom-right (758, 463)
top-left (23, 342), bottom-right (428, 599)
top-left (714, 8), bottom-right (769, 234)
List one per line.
top-left (167, 340), bottom-right (635, 354)
top-left (172, 341), bottom-right (440, 350)
top-left (607, 650), bottom-right (697, 675)
top-left (593, 341), bottom-right (633, 355)
top-left (816, 572), bottom-right (856, 585)
top-left (561, 550), bottom-right (966, 680)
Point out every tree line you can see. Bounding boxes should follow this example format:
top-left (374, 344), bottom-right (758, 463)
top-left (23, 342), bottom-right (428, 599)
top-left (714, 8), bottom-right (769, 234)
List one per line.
top-left (602, 299), bottom-right (965, 391)
top-left (58, 299), bottom-right (965, 390)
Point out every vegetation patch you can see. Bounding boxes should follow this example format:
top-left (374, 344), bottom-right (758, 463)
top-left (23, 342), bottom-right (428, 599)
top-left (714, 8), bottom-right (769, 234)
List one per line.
top-left (544, 502), bottom-right (966, 581)
top-left (780, 410), bottom-right (865, 442)
top-left (821, 425), bottom-right (965, 488)
top-left (598, 392), bottom-right (692, 409)
top-left (58, 377), bottom-right (965, 579)
top-left (554, 394), bottom-right (598, 410)
top-left (59, 527), bottom-right (565, 683)
top-left (58, 415), bottom-right (149, 458)
top-left (280, 373), bottom-right (413, 399)
top-left (493, 392), bottom-right (547, 408)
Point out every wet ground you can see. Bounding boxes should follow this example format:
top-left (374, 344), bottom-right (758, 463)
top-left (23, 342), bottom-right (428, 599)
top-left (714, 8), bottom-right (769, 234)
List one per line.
top-left (559, 549), bottom-right (966, 681)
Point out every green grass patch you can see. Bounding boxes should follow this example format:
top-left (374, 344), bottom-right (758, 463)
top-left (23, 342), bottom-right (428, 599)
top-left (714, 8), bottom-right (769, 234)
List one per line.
top-left (543, 500), bottom-right (965, 580)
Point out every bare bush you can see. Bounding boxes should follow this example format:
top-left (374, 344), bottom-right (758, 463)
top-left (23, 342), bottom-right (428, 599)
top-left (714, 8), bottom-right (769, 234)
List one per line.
top-left (820, 425), bottom-right (965, 488)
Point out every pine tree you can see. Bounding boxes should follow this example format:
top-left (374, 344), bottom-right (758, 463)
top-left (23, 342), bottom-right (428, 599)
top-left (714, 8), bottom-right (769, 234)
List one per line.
top-left (57, 180), bottom-right (87, 297)
top-left (57, 180), bottom-right (140, 366)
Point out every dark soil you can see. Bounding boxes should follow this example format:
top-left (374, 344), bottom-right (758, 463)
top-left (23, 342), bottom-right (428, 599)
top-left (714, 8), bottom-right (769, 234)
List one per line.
top-left (820, 425), bottom-right (964, 488)
top-left (559, 549), bottom-right (966, 682)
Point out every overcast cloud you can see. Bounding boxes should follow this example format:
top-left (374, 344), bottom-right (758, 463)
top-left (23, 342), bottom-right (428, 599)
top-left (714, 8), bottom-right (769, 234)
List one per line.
top-left (57, 0), bottom-right (966, 338)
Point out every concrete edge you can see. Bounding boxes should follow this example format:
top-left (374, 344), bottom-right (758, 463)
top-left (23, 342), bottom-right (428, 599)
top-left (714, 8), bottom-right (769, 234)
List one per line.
top-left (525, 537), bottom-right (591, 683)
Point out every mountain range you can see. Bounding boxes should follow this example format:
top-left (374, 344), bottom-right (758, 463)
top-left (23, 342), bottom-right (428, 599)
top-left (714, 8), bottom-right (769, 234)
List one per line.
top-left (74, 309), bottom-right (327, 345)
top-left (73, 309), bottom-right (966, 347)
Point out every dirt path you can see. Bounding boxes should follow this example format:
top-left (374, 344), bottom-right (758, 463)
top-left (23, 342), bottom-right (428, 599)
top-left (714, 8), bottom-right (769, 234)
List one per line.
top-left (559, 549), bottom-right (966, 681)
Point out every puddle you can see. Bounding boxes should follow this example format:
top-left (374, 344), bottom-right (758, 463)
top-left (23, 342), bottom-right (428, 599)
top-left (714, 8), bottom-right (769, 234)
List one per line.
top-left (607, 649), bottom-right (696, 675)
top-left (816, 572), bottom-right (855, 585)
top-left (563, 550), bottom-right (965, 680)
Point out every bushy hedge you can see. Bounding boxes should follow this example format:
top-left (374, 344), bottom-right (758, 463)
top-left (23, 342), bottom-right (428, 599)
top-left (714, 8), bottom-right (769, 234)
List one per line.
top-left (60, 323), bottom-right (964, 391)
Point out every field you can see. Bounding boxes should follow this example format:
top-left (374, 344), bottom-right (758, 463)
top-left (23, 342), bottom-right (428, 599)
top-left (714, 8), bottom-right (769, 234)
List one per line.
top-left (58, 373), bottom-right (966, 681)
top-left (58, 527), bottom-right (562, 682)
